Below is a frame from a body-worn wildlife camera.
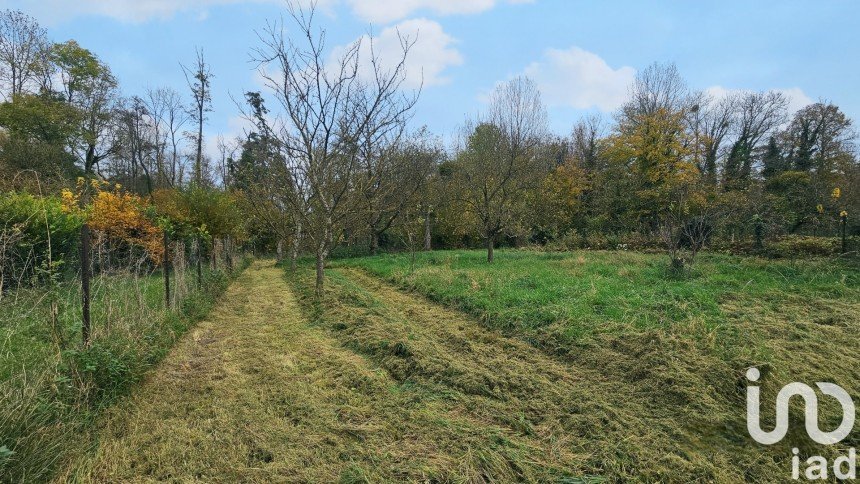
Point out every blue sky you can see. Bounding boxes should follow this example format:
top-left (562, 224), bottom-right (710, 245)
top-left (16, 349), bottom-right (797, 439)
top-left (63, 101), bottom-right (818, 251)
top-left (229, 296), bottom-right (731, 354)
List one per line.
top-left (2, 0), bottom-right (858, 154)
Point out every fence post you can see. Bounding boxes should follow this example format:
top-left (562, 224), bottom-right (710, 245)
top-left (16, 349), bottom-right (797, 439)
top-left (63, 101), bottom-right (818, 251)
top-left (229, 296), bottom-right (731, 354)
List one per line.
top-left (81, 223), bottom-right (91, 345)
top-left (842, 212), bottom-right (848, 254)
top-left (226, 237), bottom-right (233, 271)
top-left (163, 231), bottom-right (170, 309)
top-left (196, 236), bottom-right (203, 289)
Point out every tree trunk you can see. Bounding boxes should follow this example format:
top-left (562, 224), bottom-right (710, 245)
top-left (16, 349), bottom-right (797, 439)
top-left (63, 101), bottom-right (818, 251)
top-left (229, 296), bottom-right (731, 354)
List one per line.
top-left (370, 231), bottom-right (379, 255)
top-left (315, 250), bottom-right (325, 297)
top-left (486, 234), bottom-right (495, 263)
top-left (277, 239), bottom-right (284, 261)
top-left (423, 209), bottom-right (431, 251)
top-left (290, 222), bottom-right (301, 272)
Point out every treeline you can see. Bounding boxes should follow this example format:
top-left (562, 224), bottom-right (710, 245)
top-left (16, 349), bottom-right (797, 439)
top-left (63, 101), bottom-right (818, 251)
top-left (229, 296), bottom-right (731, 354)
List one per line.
top-left (0, 9), bottom-right (246, 295)
top-left (0, 9), bottom-right (222, 193)
top-left (232, 6), bottom-right (858, 286)
top-left (2, 5), bottom-right (858, 297)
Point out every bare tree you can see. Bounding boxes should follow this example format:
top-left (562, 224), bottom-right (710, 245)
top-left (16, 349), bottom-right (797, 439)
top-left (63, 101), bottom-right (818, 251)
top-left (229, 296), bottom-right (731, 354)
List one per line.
top-left (698, 93), bottom-right (737, 184)
top-left (0, 9), bottom-right (48, 98)
top-left (182, 48), bottom-right (213, 186)
top-left (162, 88), bottom-right (190, 186)
top-left (570, 114), bottom-right (604, 171)
top-left (621, 62), bottom-right (692, 122)
top-left (723, 91), bottom-right (788, 188)
top-left (113, 96), bottom-right (157, 194)
top-left (456, 76), bottom-right (547, 263)
top-left (253, 3), bottom-right (418, 295)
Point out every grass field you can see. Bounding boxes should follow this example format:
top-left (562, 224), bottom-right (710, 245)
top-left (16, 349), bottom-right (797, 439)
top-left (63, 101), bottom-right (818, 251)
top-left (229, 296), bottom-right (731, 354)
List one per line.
top-left (47, 250), bottom-right (860, 482)
top-left (323, 249), bottom-right (860, 480)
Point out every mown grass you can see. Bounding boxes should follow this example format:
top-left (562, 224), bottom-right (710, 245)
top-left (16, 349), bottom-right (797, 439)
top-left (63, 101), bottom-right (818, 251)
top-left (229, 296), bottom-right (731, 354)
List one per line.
top-left (0, 260), bottom-right (249, 483)
top-left (325, 249), bottom-right (860, 481)
top-left (66, 262), bottom-right (600, 483)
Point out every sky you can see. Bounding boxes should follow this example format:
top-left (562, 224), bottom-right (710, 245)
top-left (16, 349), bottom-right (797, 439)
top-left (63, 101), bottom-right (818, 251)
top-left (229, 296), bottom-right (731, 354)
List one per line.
top-left (2, 0), bottom-right (858, 157)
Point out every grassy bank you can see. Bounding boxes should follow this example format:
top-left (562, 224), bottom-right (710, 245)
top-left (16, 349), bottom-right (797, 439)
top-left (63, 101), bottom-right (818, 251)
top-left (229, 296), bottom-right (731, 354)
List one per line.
top-left (0, 259), bottom-right (249, 483)
top-left (327, 249), bottom-right (860, 480)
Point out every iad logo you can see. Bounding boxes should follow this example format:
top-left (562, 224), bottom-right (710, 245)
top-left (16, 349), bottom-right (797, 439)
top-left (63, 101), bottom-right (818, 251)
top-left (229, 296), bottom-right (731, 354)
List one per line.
top-left (746, 367), bottom-right (855, 445)
top-left (746, 368), bottom-right (858, 480)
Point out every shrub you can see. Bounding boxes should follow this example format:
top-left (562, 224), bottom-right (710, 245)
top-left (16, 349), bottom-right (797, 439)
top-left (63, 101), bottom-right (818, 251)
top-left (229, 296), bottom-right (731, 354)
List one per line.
top-left (0, 192), bottom-right (83, 287)
top-left (765, 235), bottom-right (842, 258)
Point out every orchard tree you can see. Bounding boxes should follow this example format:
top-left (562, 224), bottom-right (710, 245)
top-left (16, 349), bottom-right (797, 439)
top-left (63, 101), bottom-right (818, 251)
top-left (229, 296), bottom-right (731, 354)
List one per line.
top-left (456, 76), bottom-right (547, 262)
top-left (253, 3), bottom-right (418, 295)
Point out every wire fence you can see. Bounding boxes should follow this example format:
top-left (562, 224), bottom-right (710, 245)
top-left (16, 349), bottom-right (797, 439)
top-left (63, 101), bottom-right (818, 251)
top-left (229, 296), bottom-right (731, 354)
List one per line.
top-left (0, 209), bottom-right (244, 482)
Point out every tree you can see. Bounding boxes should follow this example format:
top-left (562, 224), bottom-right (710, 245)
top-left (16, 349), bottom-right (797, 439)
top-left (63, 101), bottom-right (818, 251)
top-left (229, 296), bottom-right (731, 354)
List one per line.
top-left (456, 76), bottom-right (547, 263)
top-left (760, 136), bottom-right (786, 180)
top-left (605, 107), bottom-right (713, 267)
top-left (0, 92), bottom-right (80, 180)
top-left (114, 96), bottom-right (157, 194)
top-left (182, 48), bottom-right (213, 186)
top-left (149, 87), bottom-right (188, 186)
top-left (0, 10), bottom-right (48, 98)
top-left (59, 49), bottom-right (119, 176)
top-left (50, 40), bottom-right (104, 104)
top-left (784, 102), bottom-right (853, 174)
top-left (360, 127), bottom-right (439, 254)
top-left (698, 94), bottom-right (736, 184)
top-left (723, 91), bottom-right (787, 189)
top-left (621, 62), bottom-right (692, 122)
top-left (253, 3), bottom-right (418, 294)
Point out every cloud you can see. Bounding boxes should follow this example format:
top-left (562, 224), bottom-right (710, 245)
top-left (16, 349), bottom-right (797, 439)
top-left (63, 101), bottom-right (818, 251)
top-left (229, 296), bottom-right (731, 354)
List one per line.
top-left (333, 18), bottom-right (463, 88)
top-left (15, 0), bottom-right (530, 25)
top-left (7, 0), bottom-right (288, 24)
top-left (345, 0), bottom-right (533, 24)
top-left (705, 85), bottom-right (814, 115)
top-left (520, 46), bottom-right (635, 112)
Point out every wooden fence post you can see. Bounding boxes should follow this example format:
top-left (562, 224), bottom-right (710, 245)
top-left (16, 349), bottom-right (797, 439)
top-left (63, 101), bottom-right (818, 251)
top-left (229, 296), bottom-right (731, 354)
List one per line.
top-left (163, 231), bottom-right (170, 309)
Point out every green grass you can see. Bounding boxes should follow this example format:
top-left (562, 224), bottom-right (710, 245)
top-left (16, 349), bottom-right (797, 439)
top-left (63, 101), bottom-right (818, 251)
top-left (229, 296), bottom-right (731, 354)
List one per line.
top-left (0, 260), bottom-right (249, 483)
top-left (338, 249), bottom-right (857, 346)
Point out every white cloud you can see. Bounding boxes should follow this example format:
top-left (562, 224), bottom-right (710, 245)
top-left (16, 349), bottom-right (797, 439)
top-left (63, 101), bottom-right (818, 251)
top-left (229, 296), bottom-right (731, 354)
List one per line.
top-left (520, 46), bottom-right (635, 112)
top-left (705, 85), bottom-right (814, 115)
top-left (334, 18), bottom-right (463, 88)
top-left (346, 0), bottom-right (533, 24)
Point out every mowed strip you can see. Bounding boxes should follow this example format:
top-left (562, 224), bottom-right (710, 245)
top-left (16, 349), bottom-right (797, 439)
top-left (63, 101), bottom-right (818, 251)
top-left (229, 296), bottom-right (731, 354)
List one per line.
top-left (292, 267), bottom-right (771, 482)
top-left (65, 261), bottom-right (574, 482)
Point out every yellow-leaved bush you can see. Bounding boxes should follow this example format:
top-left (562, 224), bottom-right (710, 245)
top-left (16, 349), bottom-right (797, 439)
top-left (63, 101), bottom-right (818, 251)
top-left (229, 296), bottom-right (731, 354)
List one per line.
top-left (62, 178), bottom-right (164, 264)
